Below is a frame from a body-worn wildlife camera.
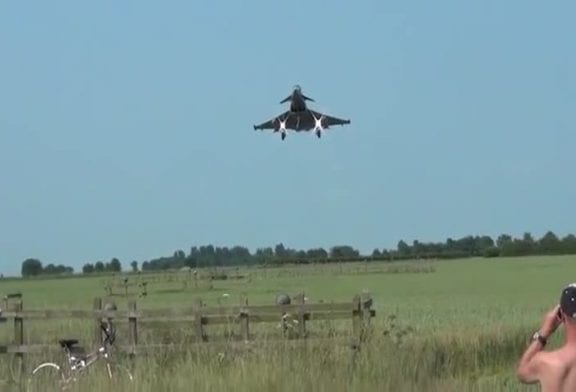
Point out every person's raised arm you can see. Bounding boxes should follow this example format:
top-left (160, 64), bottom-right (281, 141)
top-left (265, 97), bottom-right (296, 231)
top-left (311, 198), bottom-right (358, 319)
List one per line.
top-left (517, 305), bottom-right (561, 383)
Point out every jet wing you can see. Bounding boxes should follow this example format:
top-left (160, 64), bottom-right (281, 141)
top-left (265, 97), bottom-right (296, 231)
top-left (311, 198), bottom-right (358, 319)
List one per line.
top-left (309, 110), bottom-right (351, 128)
top-left (253, 111), bottom-right (292, 131)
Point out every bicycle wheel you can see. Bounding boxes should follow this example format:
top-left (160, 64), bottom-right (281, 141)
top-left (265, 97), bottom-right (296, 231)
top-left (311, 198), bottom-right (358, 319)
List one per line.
top-left (26, 363), bottom-right (69, 392)
top-left (103, 361), bottom-right (134, 384)
top-left (76, 361), bottom-right (134, 391)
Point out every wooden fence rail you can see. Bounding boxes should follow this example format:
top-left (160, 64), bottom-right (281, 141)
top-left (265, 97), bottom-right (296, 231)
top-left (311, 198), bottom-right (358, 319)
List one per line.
top-left (0, 292), bottom-right (375, 388)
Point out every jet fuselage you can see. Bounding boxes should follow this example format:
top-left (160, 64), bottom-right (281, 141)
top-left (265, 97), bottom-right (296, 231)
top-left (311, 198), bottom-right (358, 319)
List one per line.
top-left (289, 90), bottom-right (307, 112)
top-left (253, 85), bottom-right (350, 140)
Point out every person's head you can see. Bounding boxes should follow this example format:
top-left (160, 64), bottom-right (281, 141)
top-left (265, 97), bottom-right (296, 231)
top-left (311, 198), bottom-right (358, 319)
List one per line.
top-left (559, 283), bottom-right (576, 326)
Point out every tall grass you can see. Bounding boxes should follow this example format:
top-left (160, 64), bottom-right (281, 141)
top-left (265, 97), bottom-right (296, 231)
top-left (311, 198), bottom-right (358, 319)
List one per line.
top-left (5, 317), bottom-right (546, 391)
top-left (19, 326), bottom-right (542, 391)
top-left (3, 255), bottom-right (574, 391)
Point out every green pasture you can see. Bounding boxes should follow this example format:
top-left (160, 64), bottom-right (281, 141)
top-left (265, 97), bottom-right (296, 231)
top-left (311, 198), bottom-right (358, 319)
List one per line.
top-left (1, 255), bottom-right (575, 391)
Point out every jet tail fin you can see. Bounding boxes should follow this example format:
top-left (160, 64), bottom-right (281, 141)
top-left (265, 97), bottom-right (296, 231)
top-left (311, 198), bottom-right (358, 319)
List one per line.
top-left (279, 91), bottom-right (314, 103)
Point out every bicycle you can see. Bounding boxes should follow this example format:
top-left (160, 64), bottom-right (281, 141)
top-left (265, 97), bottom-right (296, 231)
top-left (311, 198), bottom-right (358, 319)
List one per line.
top-left (26, 321), bottom-right (134, 391)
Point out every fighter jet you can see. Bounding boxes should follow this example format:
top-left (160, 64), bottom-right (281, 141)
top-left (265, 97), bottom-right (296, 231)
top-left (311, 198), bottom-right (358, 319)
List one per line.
top-left (253, 85), bottom-right (351, 140)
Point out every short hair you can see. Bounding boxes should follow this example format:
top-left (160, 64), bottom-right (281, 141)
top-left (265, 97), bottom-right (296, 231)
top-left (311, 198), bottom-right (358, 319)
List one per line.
top-left (560, 283), bottom-right (576, 320)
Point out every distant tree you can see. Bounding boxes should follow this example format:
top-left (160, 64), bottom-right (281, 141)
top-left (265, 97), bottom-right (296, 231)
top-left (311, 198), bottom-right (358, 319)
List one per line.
top-left (21, 258), bottom-right (43, 277)
top-left (229, 246), bottom-right (252, 265)
top-left (496, 234), bottom-right (512, 249)
top-left (255, 247), bottom-right (274, 263)
top-left (43, 264), bottom-right (57, 275)
top-left (476, 236), bottom-right (495, 251)
top-left (518, 232), bottom-right (536, 255)
top-left (397, 240), bottom-right (411, 257)
top-left (483, 246), bottom-right (500, 258)
top-left (108, 258), bottom-right (121, 272)
top-left (307, 248), bottom-right (328, 261)
top-left (539, 231), bottom-right (561, 254)
top-left (35, 230), bottom-right (576, 275)
top-left (453, 236), bottom-right (477, 255)
top-left (274, 243), bottom-right (286, 259)
top-left (329, 245), bottom-right (359, 260)
top-left (94, 261), bottom-right (105, 273)
top-left (184, 255), bottom-right (197, 268)
top-left (44, 264), bottom-right (72, 275)
top-left (562, 234), bottom-right (576, 254)
top-left (82, 263), bottom-right (95, 274)
top-left (445, 238), bottom-right (456, 251)
top-left (412, 240), bottom-right (424, 256)
top-left (42, 263), bottom-right (56, 275)
top-left (380, 249), bottom-right (392, 260)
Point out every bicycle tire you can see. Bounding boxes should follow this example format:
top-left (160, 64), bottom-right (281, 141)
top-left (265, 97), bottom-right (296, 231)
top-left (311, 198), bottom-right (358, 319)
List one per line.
top-left (74, 361), bottom-right (134, 391)
top-left (26, 362), bottom-right (68, 392)
top-left (103, 361), bottom-right (134, 383)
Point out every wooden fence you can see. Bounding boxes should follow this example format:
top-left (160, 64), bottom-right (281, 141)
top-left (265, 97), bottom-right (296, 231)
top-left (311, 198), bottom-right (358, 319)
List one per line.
top-left (0, 292), bottom-right (375, 388)
top-left (102, 269), bottom-right (222, 297)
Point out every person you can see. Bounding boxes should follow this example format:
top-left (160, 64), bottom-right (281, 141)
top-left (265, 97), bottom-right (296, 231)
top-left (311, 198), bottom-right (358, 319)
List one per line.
top-left (517, 283), bottom-right (576, 391)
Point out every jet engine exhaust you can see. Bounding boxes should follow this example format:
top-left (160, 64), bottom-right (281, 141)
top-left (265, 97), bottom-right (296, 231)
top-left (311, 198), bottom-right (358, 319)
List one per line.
top-left (311, 112), bottom-right (325, 139)
top-left (278, 118), bottom-right (288, 141)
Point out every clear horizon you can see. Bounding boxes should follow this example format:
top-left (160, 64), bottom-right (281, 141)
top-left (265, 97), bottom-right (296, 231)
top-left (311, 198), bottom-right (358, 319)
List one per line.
top-left (1, 0), bottom-right (575, 277)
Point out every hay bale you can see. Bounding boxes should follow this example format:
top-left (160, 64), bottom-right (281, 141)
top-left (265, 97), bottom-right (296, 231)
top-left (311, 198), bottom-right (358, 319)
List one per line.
top-left (275, 293), bottom-right (291, 305)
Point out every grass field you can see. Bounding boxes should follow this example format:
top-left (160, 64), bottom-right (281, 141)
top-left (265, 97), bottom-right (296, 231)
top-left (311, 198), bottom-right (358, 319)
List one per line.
top-left (2, 255), bottom-right (575, 391)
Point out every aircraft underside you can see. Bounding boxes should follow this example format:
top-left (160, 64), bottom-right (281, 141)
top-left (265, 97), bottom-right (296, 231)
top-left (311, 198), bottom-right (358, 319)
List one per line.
top-left (274, 111), bottom-right (327, 140)
top-left (253, 86), bottom-right (351, 140)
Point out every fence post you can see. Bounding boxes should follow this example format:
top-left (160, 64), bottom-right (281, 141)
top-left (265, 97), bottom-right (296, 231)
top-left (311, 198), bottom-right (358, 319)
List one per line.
top-left (104, 282), bottom-right (112, 296)
top-left (279, 302), bottom-right (289, 339)
top-left (295, 292), bottom-right (307, 338)
top-left (13, 298), bottom-right (24, 389)
top-left (139, 281), bottom-right (148, 297)
top-left (352, 294), bottom-right (361, 340)
top-left (193, 298), bottom-right (206, 342)
top-left (351, 292), bottom-right (375, 351)
top-left (128, 300), bottom-right (137, 367)
top-left (93, 297), bottom-right (103, 346)
top-left (348, 293), bottom-right (366, 373)
top-left (124, 278), bottom-right (129, 297)
top-left (3, 292), bottom-right (22, 312)
top-left (239, 295), bottom-right (250, 342)
top-left (360, 292), bottom-right (373, 341)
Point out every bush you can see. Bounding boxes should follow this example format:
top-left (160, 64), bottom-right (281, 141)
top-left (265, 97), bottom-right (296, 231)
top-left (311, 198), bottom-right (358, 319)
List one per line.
top-left (483, 247), bottom-right (500, 258)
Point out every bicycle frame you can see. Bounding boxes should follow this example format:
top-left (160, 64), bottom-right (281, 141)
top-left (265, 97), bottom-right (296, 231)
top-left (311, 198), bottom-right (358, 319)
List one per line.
top-left (63, 322), bottom-right (116, 373)
top-left (27, 321), bottom-right (133, 391)
top-left (61, 341), bottom-right (112, 378)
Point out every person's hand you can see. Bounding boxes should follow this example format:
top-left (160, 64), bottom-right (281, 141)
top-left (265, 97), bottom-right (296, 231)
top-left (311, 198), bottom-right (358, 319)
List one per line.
top-left (540, 304), bottom-right (562, 338)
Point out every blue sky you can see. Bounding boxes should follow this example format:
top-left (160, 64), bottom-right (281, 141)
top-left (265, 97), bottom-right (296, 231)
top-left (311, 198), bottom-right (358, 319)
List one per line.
top-left (1, 0), bottom-right (575, 276)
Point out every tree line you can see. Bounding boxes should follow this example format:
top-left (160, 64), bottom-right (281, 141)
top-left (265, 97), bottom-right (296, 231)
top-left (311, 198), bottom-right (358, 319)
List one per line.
top-left (19, 230), bottom-right (576, 277)
top-left (20, 258), bottom-right (74, 278)
top-left (20, 257), bottom-right (122, 277)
